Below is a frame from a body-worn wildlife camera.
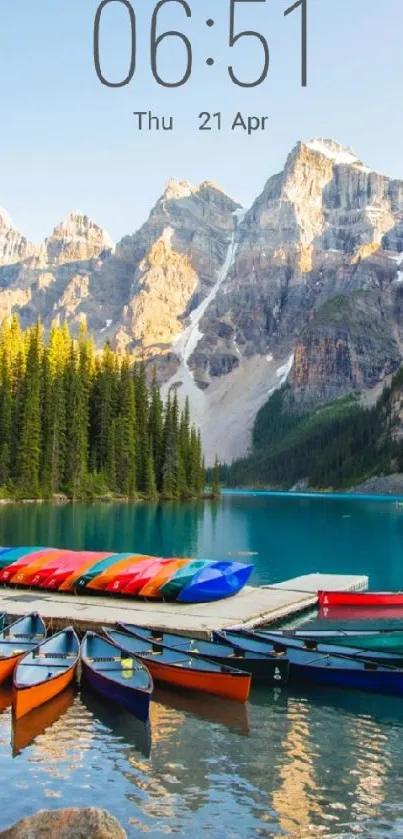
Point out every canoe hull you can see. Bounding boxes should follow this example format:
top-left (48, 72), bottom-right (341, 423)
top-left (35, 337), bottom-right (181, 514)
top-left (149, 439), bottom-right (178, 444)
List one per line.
top-left (288, 630), bottom-right (403, 655)
top-left (188, 652), bottom-right (288, 685)
top-left (159, 559), bottom-right (209, 599)
top-left (215, 629), bottom-right (403, 697)
top-left (140, 657), bottom-right (251, 702)
top-left (87, 556), bottom-right (150, 592)
top-left (119, 559), bottom-right (171, 596)
top-left (81, 661), bottom-right (151, 722)
top-left (291, 660), bottom-right (403, 696)
top-left (13, 663), bottom-right (78, 720)
top-left (251, 630), bottom-right (403, 667)
top-left (0, 549), bottom-right (62, 584)
top-left (0, 653), bottom-right (24, 686)
top-left (139, 559), bottom-right (189, 598)
top-left (71, 553), bottom-right (141, 592)
top-left (318, 590), bottom-right (403, 607)
top-left (178, 563), bottom-right (253, 603)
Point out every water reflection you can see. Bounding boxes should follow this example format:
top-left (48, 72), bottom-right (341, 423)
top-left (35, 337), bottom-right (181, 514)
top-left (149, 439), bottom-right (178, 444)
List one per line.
top-left (153, 686), bottom-right (250, 736)
top-left (12, 687), bottom-right (76, 756)
top-left (2, 495), bottom-right (403, 589)
top-left (0, 682), bottom-right (402, 835)
top-left (0, 687), bottom-right (12, 715)
top-left (81, 687), bottom-right (151, 759)
top-left (271, 696), bottom-right (325, 837)
top-left (0, 501), bottom-right (207, 559)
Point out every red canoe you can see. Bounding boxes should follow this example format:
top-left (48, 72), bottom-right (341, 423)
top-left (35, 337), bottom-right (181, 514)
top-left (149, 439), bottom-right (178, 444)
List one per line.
top-left (120, 559), bottom-right (174, 596)
top-left (101, 556), bottom-right (155, 594)
top-left (42, 552), bottom-right (114, 590)
top-left (318, 590), bottom-right (403, 608)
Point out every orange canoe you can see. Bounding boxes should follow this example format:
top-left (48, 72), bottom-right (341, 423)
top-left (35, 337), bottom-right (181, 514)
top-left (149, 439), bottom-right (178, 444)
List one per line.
top-left (13, 627), bottom-right (79, 720)
top-left (120, 558), bottom-right (173, 596)
top-left (104, 628), bottom-right (251, 703)
top-left (139, 559), bottom-right (190, 598)
top-left (10, 549), bottom-right (72, 586)
top-left (87, 556), bottom-right (150, 591)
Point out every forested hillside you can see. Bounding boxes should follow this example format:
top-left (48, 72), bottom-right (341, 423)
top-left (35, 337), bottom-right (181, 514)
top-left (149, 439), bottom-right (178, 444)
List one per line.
top-left (225, 371), bottom-right (403, 491)
top-left (0, 316), bottom-right (205, 500)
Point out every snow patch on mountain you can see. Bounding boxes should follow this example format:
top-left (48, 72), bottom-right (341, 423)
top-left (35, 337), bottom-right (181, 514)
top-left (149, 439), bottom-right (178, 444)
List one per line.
top-left (306, 138), bottom-right (371, 172)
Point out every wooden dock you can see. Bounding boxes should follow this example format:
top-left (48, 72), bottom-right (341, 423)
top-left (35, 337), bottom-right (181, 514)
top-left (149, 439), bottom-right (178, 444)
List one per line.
top-left (0, 573), bottom-right (368, 637)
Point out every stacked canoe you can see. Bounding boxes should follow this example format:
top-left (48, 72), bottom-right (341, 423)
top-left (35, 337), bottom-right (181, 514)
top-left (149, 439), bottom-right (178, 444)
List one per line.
top-left (0, 547), bottom-right (253, 603)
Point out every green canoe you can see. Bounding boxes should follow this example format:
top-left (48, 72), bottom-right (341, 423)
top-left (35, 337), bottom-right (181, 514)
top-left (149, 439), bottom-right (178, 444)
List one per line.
top-left (74, 553), bottom-right (139, 590)
top-left (319, 632), bottom-right (403, 654)
top-left (160, 559), bottom-right (213, 599)
top-left (272, 629), bottom-right (403, 655)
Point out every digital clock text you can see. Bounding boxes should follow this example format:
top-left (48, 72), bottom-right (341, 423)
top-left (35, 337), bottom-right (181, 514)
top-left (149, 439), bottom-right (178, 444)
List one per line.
top-left (94, 0), bottom-right (308, 90)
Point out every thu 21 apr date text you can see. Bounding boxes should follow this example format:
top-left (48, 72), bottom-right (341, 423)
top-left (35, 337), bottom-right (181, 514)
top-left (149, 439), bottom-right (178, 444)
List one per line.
top-left (133, 111), bottom-right (269, 135)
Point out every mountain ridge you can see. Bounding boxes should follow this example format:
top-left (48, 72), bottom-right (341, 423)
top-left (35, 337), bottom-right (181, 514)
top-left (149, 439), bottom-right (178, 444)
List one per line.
top-left (2, 138), bottom-right (403, 464)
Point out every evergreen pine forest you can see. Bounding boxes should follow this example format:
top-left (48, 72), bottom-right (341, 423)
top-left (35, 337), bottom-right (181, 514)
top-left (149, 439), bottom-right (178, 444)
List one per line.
top-left (0, 316), bottom-right (206, 501)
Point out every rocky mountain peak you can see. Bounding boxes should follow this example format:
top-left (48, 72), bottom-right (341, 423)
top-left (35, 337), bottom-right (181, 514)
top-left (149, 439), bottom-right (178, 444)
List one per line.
top-left (163, 179), bottom-right (197, 201)
top-left (45, 211), bottom-right (114, 265)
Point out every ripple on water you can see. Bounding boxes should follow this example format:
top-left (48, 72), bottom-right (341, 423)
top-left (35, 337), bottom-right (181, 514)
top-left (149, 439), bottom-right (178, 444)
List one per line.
top-left (0, 680), bottom-right (403, 835)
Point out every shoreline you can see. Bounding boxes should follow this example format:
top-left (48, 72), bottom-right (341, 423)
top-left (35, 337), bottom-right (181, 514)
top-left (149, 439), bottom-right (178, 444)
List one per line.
top-left (223, 488), bottom-right (403, 502)
top-left (0, 492), bottom-right (219, 506)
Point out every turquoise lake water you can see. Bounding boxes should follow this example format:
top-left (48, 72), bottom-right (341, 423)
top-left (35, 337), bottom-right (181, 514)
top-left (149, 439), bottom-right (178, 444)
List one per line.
top-left (1, 493), bottom-right (403, 836)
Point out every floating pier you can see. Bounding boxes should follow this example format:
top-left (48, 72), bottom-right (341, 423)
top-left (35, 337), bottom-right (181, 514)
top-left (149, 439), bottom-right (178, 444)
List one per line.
top-left (0, 573), bottom-right (368, 637)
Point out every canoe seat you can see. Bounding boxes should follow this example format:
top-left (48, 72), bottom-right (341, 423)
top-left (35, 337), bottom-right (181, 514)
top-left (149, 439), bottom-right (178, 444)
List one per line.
top-left (19, 661), bottom-right (74, 668)
top-left (96, 664), bottom-right (146, 673)
top-left (33, 652), bottom-right (76, 659)
top-left (88, 656), bottom-right (124, 663)
top-left (3, 633), bottom-right (33, 640)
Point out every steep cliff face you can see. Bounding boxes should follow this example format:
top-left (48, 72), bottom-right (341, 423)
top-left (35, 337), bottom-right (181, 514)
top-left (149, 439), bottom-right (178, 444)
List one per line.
top-left (291, 292), bottom-right (400, 405)
top-left (2, 140), bottom-right (403, 463)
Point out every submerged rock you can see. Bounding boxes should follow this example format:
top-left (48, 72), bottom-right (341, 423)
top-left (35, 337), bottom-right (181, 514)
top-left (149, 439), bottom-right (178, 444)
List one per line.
top-left (0, 807), bottom-right (127, 839)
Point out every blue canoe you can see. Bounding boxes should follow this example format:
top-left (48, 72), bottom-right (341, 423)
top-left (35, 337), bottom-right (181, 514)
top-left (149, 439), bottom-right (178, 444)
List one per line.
top-left (0, 613), bottom-right (47, 686)
top-left (229, 629), bottom-right (403, 668)
top-left (80, 633), bottom-right (153, 722)
top-left (213, 630), bottom-right (403, 696)
top-left (178, 561), bottom-right (253, 603)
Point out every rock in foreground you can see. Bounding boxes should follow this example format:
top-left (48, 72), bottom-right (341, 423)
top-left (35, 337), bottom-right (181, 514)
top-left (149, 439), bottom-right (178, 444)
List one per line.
top-left (0, 807), bottom-right (127, 839)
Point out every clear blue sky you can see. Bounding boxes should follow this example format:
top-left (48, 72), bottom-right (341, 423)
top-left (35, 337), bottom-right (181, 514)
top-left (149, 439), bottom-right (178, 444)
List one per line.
top-left (1, 0), bottom-right (403, 243)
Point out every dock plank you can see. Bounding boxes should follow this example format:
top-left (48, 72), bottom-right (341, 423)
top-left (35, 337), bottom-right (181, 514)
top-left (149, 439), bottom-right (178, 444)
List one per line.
top-left (0, 572), bottom-right (368, 637)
